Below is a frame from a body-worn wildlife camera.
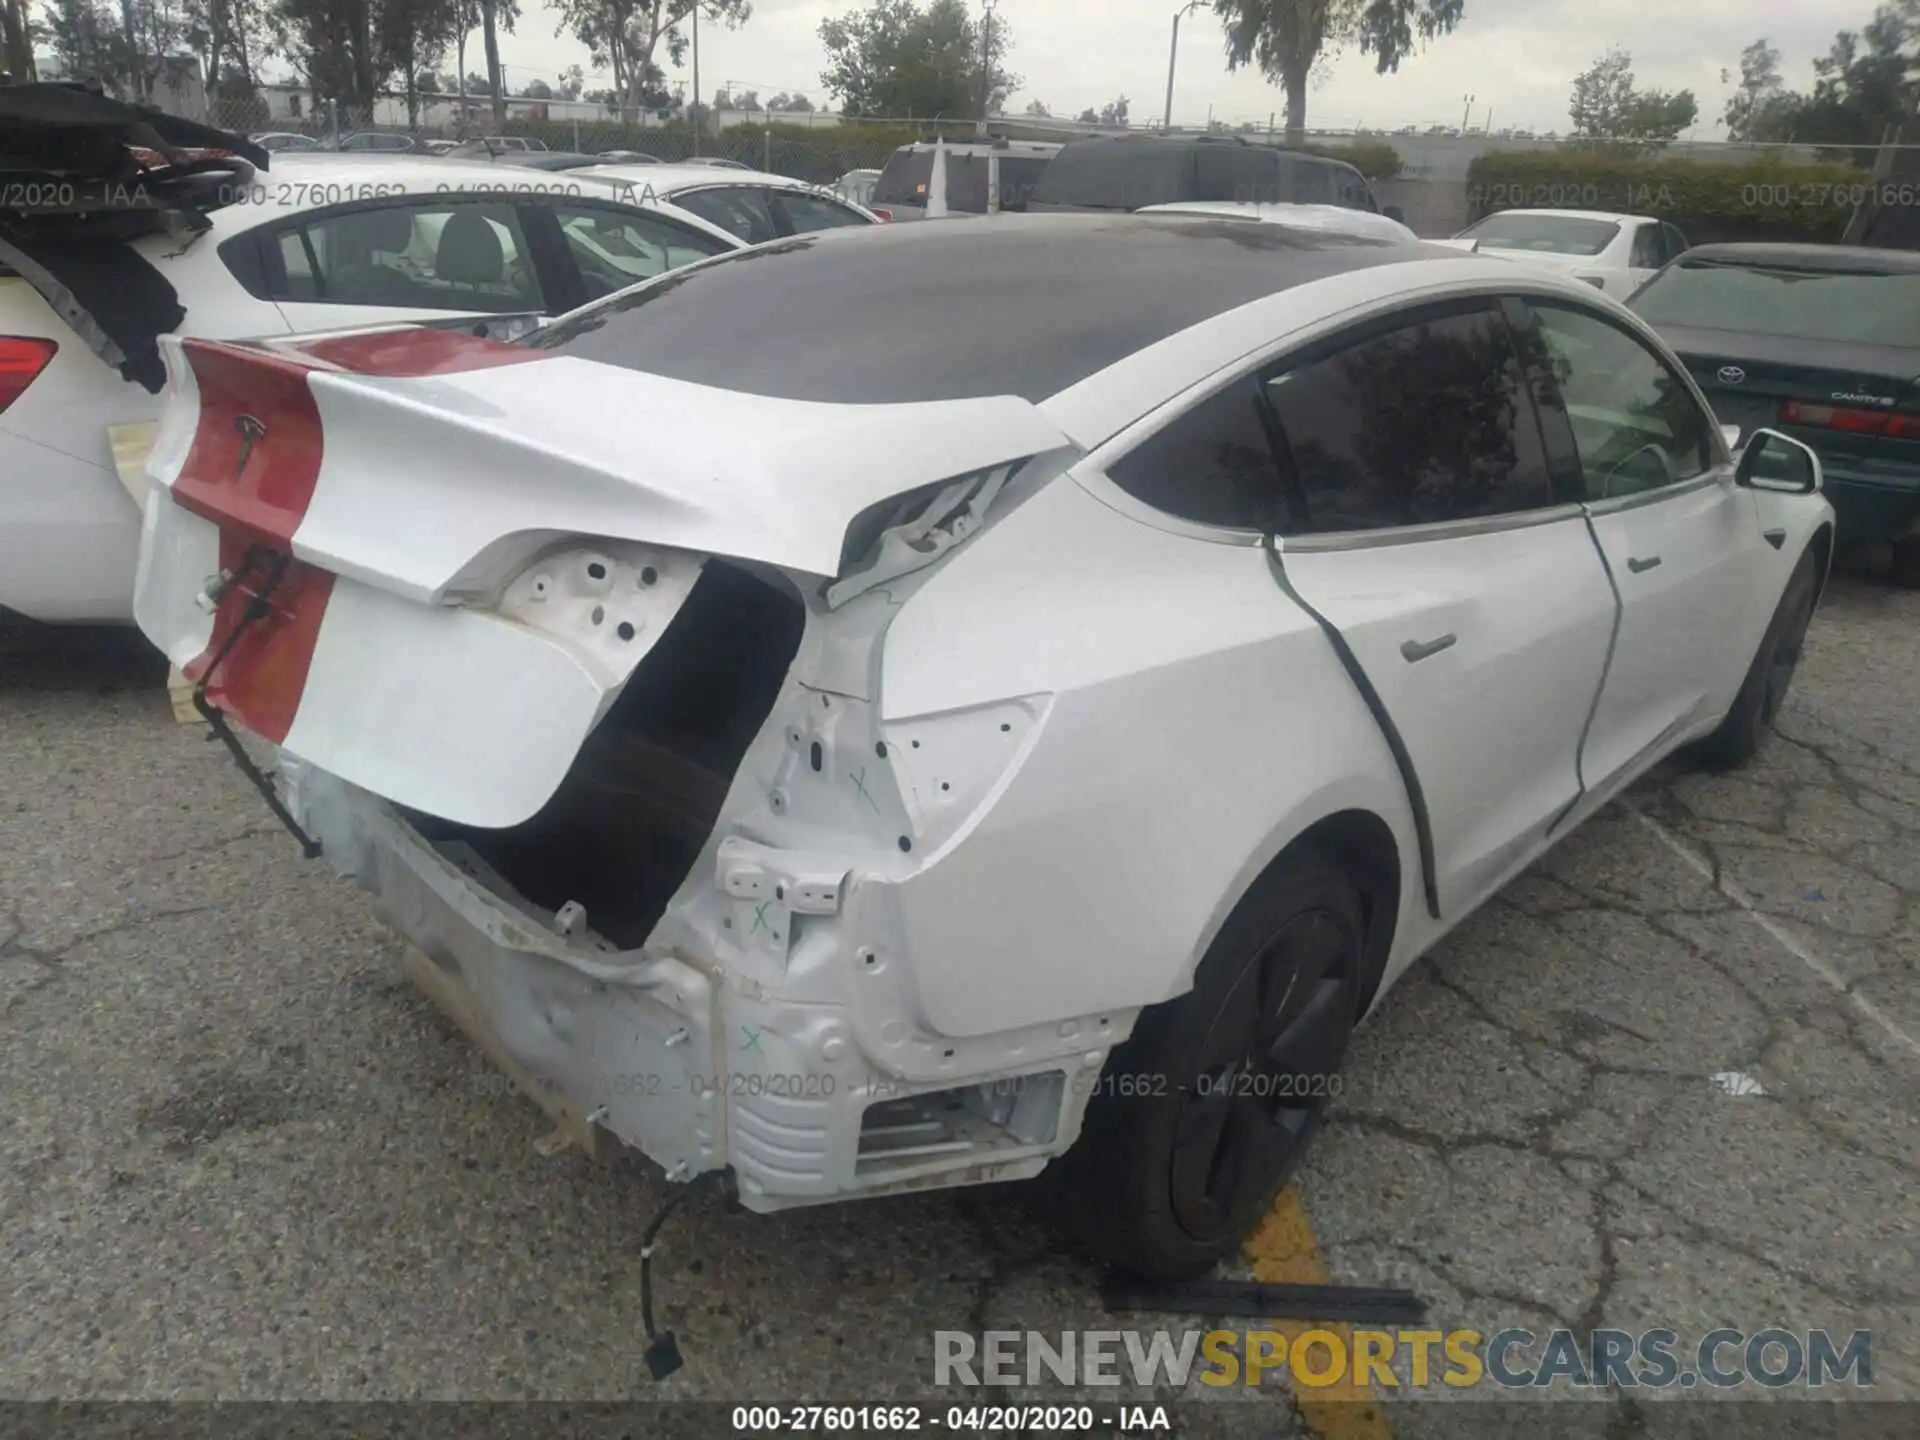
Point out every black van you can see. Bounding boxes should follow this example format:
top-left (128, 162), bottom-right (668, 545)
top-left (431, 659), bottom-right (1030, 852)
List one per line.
top-left (1029, 134), bottom-right (1386, 216)
top-left (871, 140), bottom-right (1063, 220)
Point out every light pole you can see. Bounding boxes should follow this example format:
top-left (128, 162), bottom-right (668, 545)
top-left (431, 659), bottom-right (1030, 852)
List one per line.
top-left (1163, 0), bottom-right (1206, 134)
top-left (1460, 92), bottom-right (1475, 134)
top-left (691, 2), bottom-right (702, 156)
top-left (979, 0), bottom-right (999, 132)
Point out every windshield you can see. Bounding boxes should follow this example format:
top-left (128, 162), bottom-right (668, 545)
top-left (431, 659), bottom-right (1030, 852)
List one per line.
top-left (1630, 260), bottom-right (1920, 347)
top-left (1458, 214), bottom-right (1620, 256)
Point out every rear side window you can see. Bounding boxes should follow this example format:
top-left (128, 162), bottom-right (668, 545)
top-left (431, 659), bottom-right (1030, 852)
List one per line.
top-left (1332, 165), bottom-right (1374, 212)
top-left (1194, 147), bottom-right (1281, 204)
top-left (1031, 141), bottom-right (1194, 209)
top-left (550, 201), bottom-right (728, 301)
top-left (1265, 303), bottom-right (1557, 533)
top-left (772, 190), bottom-right (870, 234)
top-left (1106, 379), bottom-right (1279, 530)
top-left (267, 200), bottom-right (541, 312)
top-left (1630, 224), bottom-right (1663, 269)
top-left (672, 186), bottom-right (779, 244)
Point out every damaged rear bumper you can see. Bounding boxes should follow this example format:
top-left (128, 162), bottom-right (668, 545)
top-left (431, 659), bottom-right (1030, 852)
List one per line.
top-left (284, 761), bottom-right (1092, 1209)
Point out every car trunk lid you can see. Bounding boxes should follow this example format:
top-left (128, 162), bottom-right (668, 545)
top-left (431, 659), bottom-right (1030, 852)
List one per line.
top-left (132, 327), bottom-right (1073, 830)
top-left (1656, 322), bottom-right (1920, 467)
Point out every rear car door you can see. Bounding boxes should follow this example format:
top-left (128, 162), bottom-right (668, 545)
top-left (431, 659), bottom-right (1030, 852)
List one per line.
top-left (1260, 298), bottom-right (1617, 916)
top-left (248, 196), bottom-right (553, 333)
top-left (1524, 300), bottom-right (1771, 789)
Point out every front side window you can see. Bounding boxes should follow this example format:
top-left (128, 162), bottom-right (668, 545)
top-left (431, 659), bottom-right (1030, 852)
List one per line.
top-left (671, 186), bottom-right (779, 244)
top-left (270, 201), bottom-right (540, 312)
top-left (551, 201), bottom-right (728, 300)
top-left (1530, 303), bottom-right (1713, 500)
top-left (1265, 304), bottom-right (1557, 533)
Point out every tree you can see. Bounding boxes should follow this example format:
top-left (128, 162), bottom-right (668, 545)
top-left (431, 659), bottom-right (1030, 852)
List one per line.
top-left (1075, 105), bottom-right (1097, 123)
top-left (2, 0), bottom-right (34, 80)
top-left (818, 0), bottom-right (1016, 120)
top-left (1211, 0), bottom-right (1465, 144)
top-left (478, 0), bottom-right (517, 122)
top-left (519, 76), bottom-right (551, 97)
top-left (1722, 38), bottom-right (1800, 142)
top-left (1568, 46), bottom-right (1697, 147)
top-left (1024, 97), bottom-right (1050, 117)
top-left (553, 0), bottom-right (752, 117)
top-left (184, 0), bottom-right (269, 96)
top-left (558, 60), bottom-right (583, 98)
top-left (1793, 2), bottom-right (1920, 146)
top-left (1099, 93), bottom-right (1129, 126)
top-left (766, 89), bottom-right (814, 111)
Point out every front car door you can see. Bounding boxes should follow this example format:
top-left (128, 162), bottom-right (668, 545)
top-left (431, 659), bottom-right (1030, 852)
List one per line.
top-left (536, 197), bottom-right (734, 308)
top-left (1260, 298), bottom-right (1619, 916)
top-left (1523, 299), bottom-right (1774, 794)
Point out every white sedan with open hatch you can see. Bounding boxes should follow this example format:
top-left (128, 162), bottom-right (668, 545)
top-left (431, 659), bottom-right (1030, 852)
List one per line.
top-left (128, 215), bottom-right (1830, 1277)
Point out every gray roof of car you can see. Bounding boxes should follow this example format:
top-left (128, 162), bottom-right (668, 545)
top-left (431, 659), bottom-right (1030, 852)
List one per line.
top-left (1675, 243), bottom-right (1920, 272)
top-left (532, 212), bottom-right (1455, 405)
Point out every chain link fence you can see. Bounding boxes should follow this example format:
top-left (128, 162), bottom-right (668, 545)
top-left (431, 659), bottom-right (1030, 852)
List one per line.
top-left (209, 94), bottom-right (958, 186)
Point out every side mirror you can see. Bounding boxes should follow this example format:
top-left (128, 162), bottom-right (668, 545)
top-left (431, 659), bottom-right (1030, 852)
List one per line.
top-left (1735, 427), bottom-right (1822, 495)
top-left (1382, 204), bottom-right (1406, 224)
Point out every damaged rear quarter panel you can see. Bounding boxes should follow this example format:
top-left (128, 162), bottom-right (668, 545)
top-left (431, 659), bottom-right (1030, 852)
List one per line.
top-left (872, 467), bottom-right (1420, 1039)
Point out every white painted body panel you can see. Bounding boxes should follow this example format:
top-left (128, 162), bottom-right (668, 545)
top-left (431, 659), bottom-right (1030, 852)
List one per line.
top-left (1442, 210), bottom-right (1667, 299)
top-left (1579, 477), bottom-right (1774, 787)
top-left (1283, 520), bottom-right (1618, 917)
top-left (133, 252), bottom-right (1836, 1213)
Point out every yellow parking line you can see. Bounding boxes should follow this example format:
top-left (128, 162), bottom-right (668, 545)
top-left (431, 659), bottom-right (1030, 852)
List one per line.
top-left (1242, 1186), bottom-right (1393, 1440)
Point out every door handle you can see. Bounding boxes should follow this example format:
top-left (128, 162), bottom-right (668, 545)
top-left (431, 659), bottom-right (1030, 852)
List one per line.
top-left (1627, 555), bottom-right (1662, 573)
top-left (1400, 633), bottom-right (1457, 663)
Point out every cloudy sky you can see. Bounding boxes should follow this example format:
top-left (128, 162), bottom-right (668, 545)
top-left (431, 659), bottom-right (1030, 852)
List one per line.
top-left (484, 0), bottom-right (1871, 136)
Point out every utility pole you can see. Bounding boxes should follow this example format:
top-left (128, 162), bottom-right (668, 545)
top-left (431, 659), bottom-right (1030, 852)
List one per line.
top-left (1461, 93), bottom-right (1475, 134)
top-left (691, 1), bottom-right (701, 157)
top-left (979, 0), bottom-right (998, 133)
top-left (1163, 1), bottom-right (1204, 134)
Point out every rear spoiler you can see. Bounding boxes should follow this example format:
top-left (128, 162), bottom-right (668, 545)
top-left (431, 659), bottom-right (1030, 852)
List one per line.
top-left (1, 83), bottom-right (267, 390)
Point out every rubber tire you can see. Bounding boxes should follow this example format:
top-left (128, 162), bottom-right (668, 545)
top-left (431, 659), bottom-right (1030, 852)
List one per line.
top-left (1890, 536), bottom-right (1920, 590)
top-left (1045, 851), bottom-right (1364, 1279)
top-left (1688, 547), bottom-right (1820, 772)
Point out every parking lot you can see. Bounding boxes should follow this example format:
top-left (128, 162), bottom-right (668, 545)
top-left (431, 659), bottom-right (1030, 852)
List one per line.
top-left (2, 559), bottom-right (1916, 1432)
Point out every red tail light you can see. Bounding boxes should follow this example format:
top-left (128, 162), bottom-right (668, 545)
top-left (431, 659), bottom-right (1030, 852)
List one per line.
top-left (1779, 398), bottom-right (1919, 438)
top-left (0, 337), bottom-right (58, 414)
top-left (871, 207), bottom-right (893, 222)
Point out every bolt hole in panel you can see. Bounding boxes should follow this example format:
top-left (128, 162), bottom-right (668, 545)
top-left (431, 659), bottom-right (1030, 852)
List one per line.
top-left (496, 544), bottom-right (704, 685)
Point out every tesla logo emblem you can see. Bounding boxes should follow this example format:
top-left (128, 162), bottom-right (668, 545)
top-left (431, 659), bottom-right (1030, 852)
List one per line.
top-left (1717, 366), bottom-right (1746, 385)
top-left (232, 414), bottom-right (266, 480)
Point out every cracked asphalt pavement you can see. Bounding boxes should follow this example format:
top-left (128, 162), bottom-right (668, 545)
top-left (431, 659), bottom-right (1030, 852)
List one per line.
top-left (2, 564), bottom-right (1916, 1436)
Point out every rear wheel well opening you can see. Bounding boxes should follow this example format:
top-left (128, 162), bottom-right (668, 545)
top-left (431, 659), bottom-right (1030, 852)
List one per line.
top-left (1273, 809), bottom-right (1401, 1017)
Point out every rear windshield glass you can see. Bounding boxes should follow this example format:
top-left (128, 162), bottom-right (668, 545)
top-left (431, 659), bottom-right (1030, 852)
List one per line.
top-left (872, 151), bottom-right (1052, 212)
top-left (1630, 260), bottom-right (1920, 347)
top-left (1458, 214), bottom-right (1621, 255)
